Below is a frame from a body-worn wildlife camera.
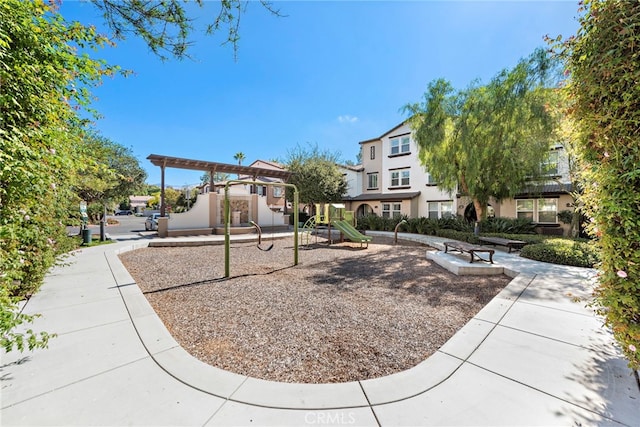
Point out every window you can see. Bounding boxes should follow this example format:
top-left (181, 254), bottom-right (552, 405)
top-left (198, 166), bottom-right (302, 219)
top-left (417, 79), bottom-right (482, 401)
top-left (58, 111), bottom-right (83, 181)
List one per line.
top-left (541, 151), bottom-right (559, 175)
top-left (426, 171), bottom-right (437, 185)
top-left (516, 200), bottom-right (534, 220)
top-left (370, 146), bottom-right (375, 160)
top-left (538, 198), bottom-right (558, 223)
top-left (273, 186), bottom-right (283, 198)
top-left (382, 203), bottom-right (402, 218)
top-left (367, 173), bottom-right (378, 190)
top-left (390, 136), bottom-right (410, 155)
top-left (427, 201), bottom-right (453, 219)
top-left (256, 185), bottom-right (267, 196)
top-left (390, 169), bottom-right (410, 187)
top-left (517, 199), bottom-right (557, 223)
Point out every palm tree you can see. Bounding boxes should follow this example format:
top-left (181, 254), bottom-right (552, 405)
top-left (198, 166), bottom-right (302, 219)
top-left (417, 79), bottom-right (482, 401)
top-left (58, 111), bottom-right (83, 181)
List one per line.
top-left (234, 152), bottom-right (245, 166)
top-left (233, 152), bottom-right (245, 178)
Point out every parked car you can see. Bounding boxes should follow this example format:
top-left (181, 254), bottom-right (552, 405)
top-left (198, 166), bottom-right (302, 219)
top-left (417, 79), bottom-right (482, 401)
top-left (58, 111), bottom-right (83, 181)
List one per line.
top-left (145, 213), bottom-right (166, 231)
top-left (115, 210), bottom-right (133, 216)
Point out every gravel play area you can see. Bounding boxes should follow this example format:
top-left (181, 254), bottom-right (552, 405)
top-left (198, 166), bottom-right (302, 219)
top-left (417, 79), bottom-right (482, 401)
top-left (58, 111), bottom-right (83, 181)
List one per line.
top-left (119, 236), bottom-right (511, 383)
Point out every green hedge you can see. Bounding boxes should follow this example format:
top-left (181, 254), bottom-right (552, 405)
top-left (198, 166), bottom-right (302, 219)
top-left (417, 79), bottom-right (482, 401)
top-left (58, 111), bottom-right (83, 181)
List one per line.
top-left (480, 232), bottom-right (548, 245)
top-left (520, 239), bottom-right (599, 268)
top-left (435, 229), bottom-right (479, 244)
top-left (479, 217), bottom-right (537, 234)
top-left (357, 214), bottom-right (597, 268)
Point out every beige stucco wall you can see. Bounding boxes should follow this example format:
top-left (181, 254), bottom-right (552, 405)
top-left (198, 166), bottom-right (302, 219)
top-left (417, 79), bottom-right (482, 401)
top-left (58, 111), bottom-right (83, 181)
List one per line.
top-left (351, 199), bottom-right (417, 219)
top-left (360, 140), bottom-right (382, 194)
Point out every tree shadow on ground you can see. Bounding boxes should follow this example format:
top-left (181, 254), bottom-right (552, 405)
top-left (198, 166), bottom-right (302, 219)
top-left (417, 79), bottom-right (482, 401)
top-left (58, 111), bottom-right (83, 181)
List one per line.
top-left (304, 246), bottom-right (511, 308)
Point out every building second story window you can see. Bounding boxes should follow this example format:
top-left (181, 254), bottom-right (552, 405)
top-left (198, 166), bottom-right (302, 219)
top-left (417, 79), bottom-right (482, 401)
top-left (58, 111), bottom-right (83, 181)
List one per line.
top-left (367, 173), bottom-right (378, 190)
top-left (370, 146), bottom-right (375, 160)
top-left (390, 136), bottom-right (410, 155)
top-left (426, 171), bottom-right (438, 185)
top-left (541, 151), bottom-right (560, 176)
top-left (273, 186), bottom-right (283, 198)
top-left (390, 169), bottom-right (410, 187)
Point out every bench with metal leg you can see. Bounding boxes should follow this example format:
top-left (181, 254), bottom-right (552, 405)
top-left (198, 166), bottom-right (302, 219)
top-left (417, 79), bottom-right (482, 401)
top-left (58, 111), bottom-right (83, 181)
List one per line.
top-left (443, 241), bottom-right (495, 264)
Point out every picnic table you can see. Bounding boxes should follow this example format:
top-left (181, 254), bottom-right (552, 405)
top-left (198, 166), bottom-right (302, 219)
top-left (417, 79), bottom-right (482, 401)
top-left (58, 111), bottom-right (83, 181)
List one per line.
top-left (478, 236), bottom-right (527, 253)
top-left (443, 241), bottom-right (494, 264)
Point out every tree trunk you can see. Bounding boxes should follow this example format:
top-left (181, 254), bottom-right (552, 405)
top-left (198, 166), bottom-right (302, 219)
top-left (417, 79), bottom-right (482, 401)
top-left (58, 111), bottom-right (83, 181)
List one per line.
top-left (459, 172), bottom-right (484, 221)
top-left (571, 203), bottom-right (581, 238)
top-left (473, 198), bottom-right (484, 222)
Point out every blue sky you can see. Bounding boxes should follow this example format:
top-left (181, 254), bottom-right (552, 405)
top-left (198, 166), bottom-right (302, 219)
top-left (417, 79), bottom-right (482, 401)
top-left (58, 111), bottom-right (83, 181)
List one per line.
top-left (62, 1), bottom-right (581, 187)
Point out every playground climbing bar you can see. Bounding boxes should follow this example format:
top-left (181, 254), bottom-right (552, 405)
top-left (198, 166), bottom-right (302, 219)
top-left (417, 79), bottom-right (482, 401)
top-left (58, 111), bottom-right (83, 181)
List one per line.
top-left (224, 180), bottom-right (299, 277)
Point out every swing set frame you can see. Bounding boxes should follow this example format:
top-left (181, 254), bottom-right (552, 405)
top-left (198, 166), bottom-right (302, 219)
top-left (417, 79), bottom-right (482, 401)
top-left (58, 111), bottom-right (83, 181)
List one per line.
top-left (224, 180), bottom-right (299, 278)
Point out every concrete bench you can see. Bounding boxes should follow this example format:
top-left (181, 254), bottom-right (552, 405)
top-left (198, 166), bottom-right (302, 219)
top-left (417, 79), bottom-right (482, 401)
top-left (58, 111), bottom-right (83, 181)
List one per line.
top-left (443, 241), bottom-right (494, 264)
top-left (478, 236), bottom-right (527, 253)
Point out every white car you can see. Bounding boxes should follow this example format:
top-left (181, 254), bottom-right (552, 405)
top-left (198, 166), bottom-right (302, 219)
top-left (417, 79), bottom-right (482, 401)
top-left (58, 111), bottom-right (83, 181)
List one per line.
top-left (145, 213), bottom-right (164, 231)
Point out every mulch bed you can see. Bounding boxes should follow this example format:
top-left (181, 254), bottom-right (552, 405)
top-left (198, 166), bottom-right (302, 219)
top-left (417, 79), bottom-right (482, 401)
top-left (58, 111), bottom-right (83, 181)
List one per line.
top-left (119, 236), bottom-right (511, 383)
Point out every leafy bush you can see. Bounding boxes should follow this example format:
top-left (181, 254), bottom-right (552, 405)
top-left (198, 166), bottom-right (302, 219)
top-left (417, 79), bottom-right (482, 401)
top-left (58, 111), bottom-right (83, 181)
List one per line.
top-left (558, 0), bottom-right (640, 369)
top-left (435, 229), bottom-right (479, 244)
top-left (0, 0), bottom-right (119, 352)
top-left (438, 215), bottom-right (473, 232)
top-left (480, 232), bottom-right (548, 245)
top-left (520, 239), bottom-right (599, 268)
top-left (356, 214), bottom-right (407, 232)
top-left (480, 217), bottom-right (536, 234)
top-left (405, 217), bottom-right (438, 235)
top-left (557, 210), bottom-right (574, 225)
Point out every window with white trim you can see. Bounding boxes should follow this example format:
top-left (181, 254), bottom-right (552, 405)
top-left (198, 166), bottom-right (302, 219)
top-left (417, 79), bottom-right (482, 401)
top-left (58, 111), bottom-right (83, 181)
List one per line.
top-left (390, 136), bottom-right (410, 155)
top-left (426, 171), bottom-right (437, 185)
top-left (273, 186), bottom-right (283, 198)
top-left (382, 203), bottom-right (402, 218)
top-left (367, 173), bottom-right (378, 190)
top-left (390, 169), bottom-right (410, 187)
top-left (537, 198), bottom-right (558, 223)
top-left (516, 199), bottom-right (557, 223)
top-left (541, 151), bottom-right (559, 175)
top-left (427, 201), bottom-right (453, 219)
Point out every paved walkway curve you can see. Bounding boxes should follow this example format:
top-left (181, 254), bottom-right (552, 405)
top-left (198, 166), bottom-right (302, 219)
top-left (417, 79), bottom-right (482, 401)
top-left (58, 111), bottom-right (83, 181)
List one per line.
top-left (1, 232), bottom-right (638, 426)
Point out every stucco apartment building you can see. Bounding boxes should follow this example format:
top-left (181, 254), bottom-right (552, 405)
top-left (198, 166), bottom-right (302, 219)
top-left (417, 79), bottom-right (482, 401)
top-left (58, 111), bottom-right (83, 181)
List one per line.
top-left (342, 121), bottom-right (575, 234)
top-left (199, 159), bottom-right (289, 211)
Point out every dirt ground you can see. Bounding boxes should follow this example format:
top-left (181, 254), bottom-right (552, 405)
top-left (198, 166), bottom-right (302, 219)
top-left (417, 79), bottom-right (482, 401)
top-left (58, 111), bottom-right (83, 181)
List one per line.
top-left (119, 236), bottom-right (511, 383)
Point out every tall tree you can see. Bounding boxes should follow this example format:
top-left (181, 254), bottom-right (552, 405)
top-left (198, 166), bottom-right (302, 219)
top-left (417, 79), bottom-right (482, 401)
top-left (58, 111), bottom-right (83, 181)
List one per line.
top-left (233, 152), bottom-right (246, 178)
top-left (73, 131), bottom-right (147, 220)
top-left (404, 48), bottom-right (560, 220)
top-left (200, 172), bottom-right (229, 185)
top-left (282, 143), bottom-right (347, 207)
top-left (556, 0), bottom-right (640, 370)
top-left (90, 0), bottom-right (282, 60)
top-left (233, 152), bottom-right (246, 166)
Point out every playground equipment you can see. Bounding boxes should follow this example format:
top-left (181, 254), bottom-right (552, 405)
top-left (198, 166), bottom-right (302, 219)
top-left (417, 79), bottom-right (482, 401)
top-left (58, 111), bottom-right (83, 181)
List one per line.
top-left (394, 219), bottom-right (408, 244)
top-left (249, 221), bottom-right (274, 251)
top-left (224, 180), bottom-right (299, 277)
top-left (332, 220), bottom-right (372, 248)
top-left (298, 215), bottom-right (317, 246)
top-left (304, 203), bottom-right (371, 248)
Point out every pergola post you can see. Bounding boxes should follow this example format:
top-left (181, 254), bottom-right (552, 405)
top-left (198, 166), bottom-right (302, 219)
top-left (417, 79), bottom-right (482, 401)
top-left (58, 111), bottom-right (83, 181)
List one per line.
top-left (160, 161), bottom-right (166, 217)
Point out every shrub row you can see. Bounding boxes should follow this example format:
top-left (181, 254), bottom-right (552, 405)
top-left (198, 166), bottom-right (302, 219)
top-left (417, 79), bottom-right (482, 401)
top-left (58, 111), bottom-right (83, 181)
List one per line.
top-left (356, 214), bottom-right (539, 236)
top-left (434, 229), bottom-right (479, 244)
top-left (520, 239), bottom-right (599, 268)
top-left (355, 214), bottom-right (597, 268)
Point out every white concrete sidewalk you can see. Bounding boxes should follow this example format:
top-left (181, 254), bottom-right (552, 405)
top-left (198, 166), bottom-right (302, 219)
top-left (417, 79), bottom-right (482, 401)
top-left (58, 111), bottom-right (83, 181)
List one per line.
top-left (1, 232), bottom-right (638, 426)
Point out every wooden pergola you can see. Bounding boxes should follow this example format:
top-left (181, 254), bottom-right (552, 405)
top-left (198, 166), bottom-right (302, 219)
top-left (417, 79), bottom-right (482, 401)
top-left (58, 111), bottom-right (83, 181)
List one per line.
top-left (147, 154), bottom-right (293, 216)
